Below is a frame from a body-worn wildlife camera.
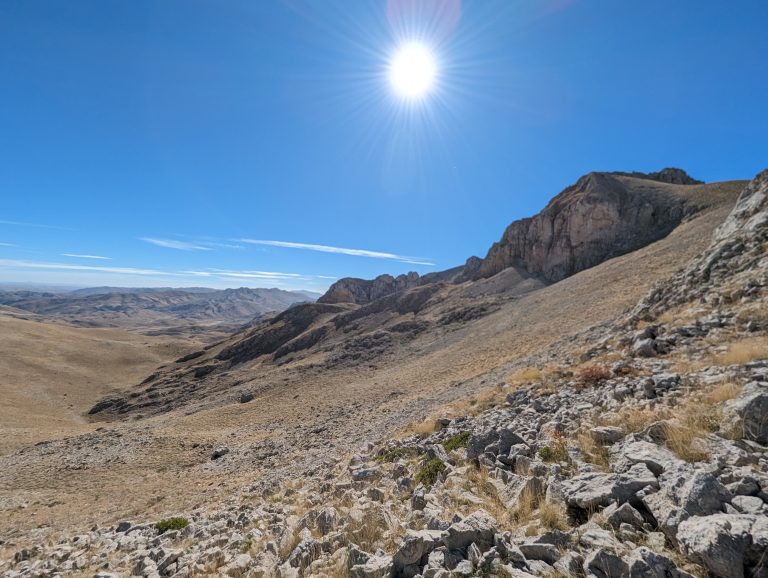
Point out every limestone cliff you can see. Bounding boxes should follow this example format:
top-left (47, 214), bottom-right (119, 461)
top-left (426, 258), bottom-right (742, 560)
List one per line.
top-left (474, 170), bottom-right (699, 282)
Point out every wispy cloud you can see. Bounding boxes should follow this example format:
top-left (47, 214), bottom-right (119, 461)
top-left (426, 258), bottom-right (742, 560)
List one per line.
top-left (140, 237), bottom-right (213, 251)
top-left (0, 219), bottom-right (74, 231)
top-left (0, 259), bottom-right (336, 290)
top-left (240, 239), bottom-right (434, 266)
top-left (0, 242), bottom-right (16, 247)
top-left (0, 258), bottom-right (162, 276)
top-left (62, 253), bottom-right (111, 260)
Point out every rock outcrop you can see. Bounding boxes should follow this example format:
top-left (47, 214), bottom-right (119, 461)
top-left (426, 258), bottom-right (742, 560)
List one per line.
top-left (634, 168), bottom-right (768, 319)
top-left (475, 171), bottom-right (698, 282)
top-left (319, 272), bottom-right (421, 305)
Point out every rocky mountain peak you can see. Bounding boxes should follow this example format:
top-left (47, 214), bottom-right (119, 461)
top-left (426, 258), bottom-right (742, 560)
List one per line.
top-left (474, 170), bottom-right (694, 282)
top-left (318, 272), bottom-right (421, 305)
top-left (611, 167), bottom-right (703, 185)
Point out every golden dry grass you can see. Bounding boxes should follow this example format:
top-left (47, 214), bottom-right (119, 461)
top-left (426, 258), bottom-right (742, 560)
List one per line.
top-left (599, 406), bottom-right (670, 434)
top-left (504, 366), bottom-right (543, 384)
top-left (576, 430), bottom-right (611, 471)
top-left (661, 423), bottom-right (710, 463)
top-left (712, 337), bottom-right (768, 366)
top-left (539, 500), bottom-right (569, 531)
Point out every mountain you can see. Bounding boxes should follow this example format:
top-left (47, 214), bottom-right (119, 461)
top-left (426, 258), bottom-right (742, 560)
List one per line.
top-left (0, 286), bottom-right (317, 337)
top-left (88, 169), bottom-right (746, 418)
top-left (4, 168), bottom-right (766, 578)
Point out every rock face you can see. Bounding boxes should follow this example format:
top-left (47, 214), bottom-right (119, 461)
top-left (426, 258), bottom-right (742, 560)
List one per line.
top-left (475, 171), bottom-right (697, 282)
top-left (318, 272), bottom-right (421, 305)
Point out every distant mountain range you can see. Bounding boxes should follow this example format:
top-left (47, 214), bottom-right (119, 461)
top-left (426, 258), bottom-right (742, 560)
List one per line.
top-left (0, 286), bottom-right (320, 335)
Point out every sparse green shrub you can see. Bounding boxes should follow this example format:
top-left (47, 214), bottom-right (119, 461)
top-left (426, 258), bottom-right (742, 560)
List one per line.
top-left (375, 446), bottom-right (417, 463)
top-left (155, 516), bottom-right (189, 534)
top-left (443, 431), bottom-right (471, 452)
top-left (538, 435), bottom-right (569, 463)
top-left (416, 458), bottom-right (446, 486)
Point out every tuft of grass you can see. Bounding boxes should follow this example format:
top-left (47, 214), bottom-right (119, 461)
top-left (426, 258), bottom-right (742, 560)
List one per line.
top-left (511, 485), bottom-right (543, 524)
top-left (416, 458), bottom-right (446, 487)
top-left (539, 501), bottom-right (569, 531)
top-left (538, 433), bottom-right (569, 463)
top-left (712, 337), bottom-right (768, 366)
top-left (707, 382), bottom-right (741, 404)
top-left (443, 431), bottom-right (471, 452)
top-left (576, 430), bottom-right (610, 471)
top-left (505, 367), bottom-right (543, 384)
top-left (155, 516), bottom-right (189, 534)
top-left (576, 364), bottom-right (611, 388)
top-left (661, 423), bottom-right (710, 463)
top-left (399, 418), bottom-right (438, 439)
top-left (599, 407), bottom-right (669, 434)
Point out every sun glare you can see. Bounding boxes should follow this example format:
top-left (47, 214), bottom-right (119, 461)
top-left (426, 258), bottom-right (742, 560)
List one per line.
top-left (389, 42), bottom-right (437, 100)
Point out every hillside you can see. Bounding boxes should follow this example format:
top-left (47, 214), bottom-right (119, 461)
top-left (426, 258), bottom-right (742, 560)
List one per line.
top-left (0, 307), bottom-right (198, 455)
top-left (0, 286), bottom-right (317, 339)
top-left (89, 170), bottom-right (745, 419)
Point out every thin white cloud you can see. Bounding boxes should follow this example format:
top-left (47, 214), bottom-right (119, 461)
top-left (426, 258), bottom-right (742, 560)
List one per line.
top-left (0, 260), bottom-right (336, 291)
top-left (0, 219), bottom-right (74, 231)
top-left (240, 239), bottom-right (434, 266)
top-left (140, 237), bottom-right (213, 251)
top-left (0, 242), bottom-right (16, 247)
top-left (62, 253), bottom-right (111, 260)
top-left (0, 258), bottom-right (163, 276)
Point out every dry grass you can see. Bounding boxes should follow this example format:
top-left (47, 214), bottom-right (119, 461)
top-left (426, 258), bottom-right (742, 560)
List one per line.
top-left (462, 466), bottom-right (510, 529)
top-left (707, 382), bottom-right (741, 404)
top-left (442, 384), bottom-right (509, 418)
top-left (735, 302), bottom-right (768, 326)
top-left (397, 418), bottom-right (438, 438)
top-left (576, 430), bottom-right (610, 471)
top-left (599, 406), bottom-right (670, 434)
top-left (344, 508), bottom-right (404, 553)
top-left (505, 366), bottom-right (543, 384)
top-left (538, 432), bottom-right (570, 463)
top-left (510, 485), bottom-right (543, 524)
top-left (539, 501), bottom-right (569, 531)
top-left (661, 423), bottom-right (710, 463)
top-left (712, 337), bottom-right (768, 366)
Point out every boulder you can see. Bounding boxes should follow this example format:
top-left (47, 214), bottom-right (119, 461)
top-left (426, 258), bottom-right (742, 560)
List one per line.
top-left (676, 514), bottom-right (768, 578)
top-left (627, 547), bottom-right (692, 578)
top-left (392, 530), bottom-right (442, 575)
top-left (441, 510), bottom-right (497, 552)
top-left (590, 426), bottom-right (624, 445)
top-left (723, 382), bottom-right (768, 444)
top-left (349, 553), bottom-right (394, 578)
top-left (584, 548), bottom-right (629, 578)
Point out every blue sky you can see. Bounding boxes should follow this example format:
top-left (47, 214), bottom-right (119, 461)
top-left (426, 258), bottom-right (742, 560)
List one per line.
top-left (1, 1), bottom-right (766, 291)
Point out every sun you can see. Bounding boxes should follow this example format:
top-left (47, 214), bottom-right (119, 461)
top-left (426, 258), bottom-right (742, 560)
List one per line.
top-left (388, 42), bottom-right (437, 100)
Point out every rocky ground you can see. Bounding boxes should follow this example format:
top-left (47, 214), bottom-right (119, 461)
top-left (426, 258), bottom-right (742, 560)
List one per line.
top-left (2, 170), bottom-right (766, 578)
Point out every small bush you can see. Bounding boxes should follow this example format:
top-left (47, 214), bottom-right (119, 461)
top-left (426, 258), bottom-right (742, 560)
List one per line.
top-left (375, 446), bottom-right (416, 463)
top-left (538, 434), bottom-right (569, 463)
top-left (443, 431), bottom-right (471, 452)
top-left (576, 364), bottom-right (611, 387)
top-left (416, 458), bottom-right (446, 486)
top-left (155, 517), bottom-right (189, 534)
